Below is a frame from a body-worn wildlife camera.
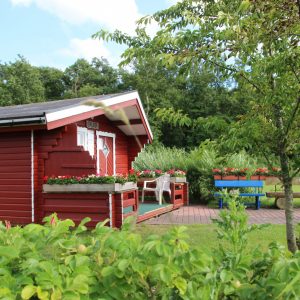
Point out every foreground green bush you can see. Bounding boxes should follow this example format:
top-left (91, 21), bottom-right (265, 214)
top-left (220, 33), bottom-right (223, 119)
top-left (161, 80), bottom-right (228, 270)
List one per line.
top-left (0, 201), bottom-right (299, 299)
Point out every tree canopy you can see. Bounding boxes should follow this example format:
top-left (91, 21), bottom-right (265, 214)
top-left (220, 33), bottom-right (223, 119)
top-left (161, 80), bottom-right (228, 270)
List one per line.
top-left (94, 0), bottom-right (300, 252)
top-left (0, 56), bottom-right (45, 105)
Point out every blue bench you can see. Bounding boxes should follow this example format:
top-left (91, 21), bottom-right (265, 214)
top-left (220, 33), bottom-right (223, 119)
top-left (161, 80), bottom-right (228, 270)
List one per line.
top-left (214, 180), bottom-right (265, 209)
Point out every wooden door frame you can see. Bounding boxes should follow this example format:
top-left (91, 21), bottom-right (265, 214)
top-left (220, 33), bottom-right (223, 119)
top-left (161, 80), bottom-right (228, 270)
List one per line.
top-left (96, 131), bottom-right (116, 175)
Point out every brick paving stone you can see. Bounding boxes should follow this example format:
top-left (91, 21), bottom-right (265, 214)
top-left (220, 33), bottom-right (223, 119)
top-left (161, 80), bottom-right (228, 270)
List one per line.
top-left (144, 206), bottom-right (300, 225)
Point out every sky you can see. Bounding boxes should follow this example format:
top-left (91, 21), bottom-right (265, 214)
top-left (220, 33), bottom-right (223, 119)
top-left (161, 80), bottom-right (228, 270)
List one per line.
top-left (0, 0), bottom-right (178, 69)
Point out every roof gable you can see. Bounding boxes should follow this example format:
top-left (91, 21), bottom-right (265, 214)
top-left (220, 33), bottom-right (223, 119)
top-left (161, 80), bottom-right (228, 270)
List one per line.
top-left (0, 91), bottom-right (153, 141)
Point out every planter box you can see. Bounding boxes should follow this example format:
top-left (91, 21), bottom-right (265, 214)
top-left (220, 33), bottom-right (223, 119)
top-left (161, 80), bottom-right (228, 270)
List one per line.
top-left (222, 175), bottom-right (238, 180)
top-left (43, 182), bottom-right (137, 193)
top-left (251, 175), bottom-right (267, 180)
top-left (170, 177), bottom-right (187, 183)
top-left (213, 175), bottom-right (222, 180)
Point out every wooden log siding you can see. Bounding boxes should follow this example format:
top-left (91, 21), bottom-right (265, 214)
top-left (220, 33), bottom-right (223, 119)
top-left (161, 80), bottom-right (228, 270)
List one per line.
top-left (128, 136), bottom-right (148, 170)
top-left (0, 132), bottom-right (32, 224)
top-left (35, 128), bottom-right (65, 223)
top-left (41, 192), bottom-right (110, 227)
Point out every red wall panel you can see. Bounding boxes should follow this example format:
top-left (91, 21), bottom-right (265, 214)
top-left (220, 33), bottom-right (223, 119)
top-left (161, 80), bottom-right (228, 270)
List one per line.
top-left (0, 132), bottom-right (32, 224)
top-left (41, 192), bottom-right (110, 227)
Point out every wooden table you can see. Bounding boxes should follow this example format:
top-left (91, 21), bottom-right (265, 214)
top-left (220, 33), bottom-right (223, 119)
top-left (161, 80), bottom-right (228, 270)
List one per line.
top-left (266, 192), bottom-right (300, 209)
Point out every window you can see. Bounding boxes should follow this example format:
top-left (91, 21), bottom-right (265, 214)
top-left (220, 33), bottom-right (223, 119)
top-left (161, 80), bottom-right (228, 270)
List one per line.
top-left (87, 130), bottom-right (95, 157)
top-left (77, 126), bottom-right (94, 157)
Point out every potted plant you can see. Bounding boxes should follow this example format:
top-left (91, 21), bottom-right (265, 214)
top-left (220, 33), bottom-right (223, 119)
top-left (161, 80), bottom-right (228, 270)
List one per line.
top-left (222, 167), bottom-right (239, 180)
top-left (252, 167), bottom-right (269, 180)
top-left (212, 168), bottom-right (223, 180)
top-left (236, 168), bottom-right (248, 180)
top-left (136, 169), bottom-right (157, 182)
top-left (168, 169), bottom-right (187, 182)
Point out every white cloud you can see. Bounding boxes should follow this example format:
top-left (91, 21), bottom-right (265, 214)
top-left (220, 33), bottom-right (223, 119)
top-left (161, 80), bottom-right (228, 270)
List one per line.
top-left (59, 38), bottom-right (111, 61)
top-left (166, 0), bottom-right (182, 5)
top-left (11, 0), bottom-right (32, 5)
top-left (10, 0), bottom-right (141, 34)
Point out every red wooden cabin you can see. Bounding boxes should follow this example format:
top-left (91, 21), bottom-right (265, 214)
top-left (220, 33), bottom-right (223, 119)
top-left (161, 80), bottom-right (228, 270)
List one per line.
top-left (0, 91), bottom-right (154, 226)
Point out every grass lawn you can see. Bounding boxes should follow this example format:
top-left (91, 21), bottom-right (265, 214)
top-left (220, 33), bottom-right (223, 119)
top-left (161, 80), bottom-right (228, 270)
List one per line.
top-left (136, 223), bottom-right (298, 253)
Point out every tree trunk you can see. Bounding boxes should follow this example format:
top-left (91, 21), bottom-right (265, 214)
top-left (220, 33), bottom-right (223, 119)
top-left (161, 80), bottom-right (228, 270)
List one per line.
top-left (274, 104), bottom-right (297, 253)
top-left (279, 150), bottom-right (297, 253)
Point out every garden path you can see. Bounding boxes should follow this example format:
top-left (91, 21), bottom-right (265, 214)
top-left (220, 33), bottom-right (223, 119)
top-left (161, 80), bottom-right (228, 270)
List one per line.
top-left (144, 206), bottom-right (300, 225)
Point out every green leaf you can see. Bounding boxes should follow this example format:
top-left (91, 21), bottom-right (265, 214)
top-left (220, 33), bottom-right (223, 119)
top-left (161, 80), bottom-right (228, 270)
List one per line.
top-left (62, 291), bottom-right (80, 300)
top-left (0, 246), bottom-right (19, 258)
top-left (71, 275), bottom-right (89, 294)
top-left (220, 270), bottom-right (231, 282)
top-left (101, 266), bottom-right (114, 277)
top-left (118, 259), bottom-right (129, 272)
top-left (160, 267), bottom-right (172, 283)
top-left (238, 0), bottom-right (250, 12)
top-left (173, 277), bottom-right (187, 295)
top-left (37, 287), bottom-right (49, 300)
top-left (50, 289), bottom-right (62, 300)
top-left (21, 285), bottom-right (37, 300)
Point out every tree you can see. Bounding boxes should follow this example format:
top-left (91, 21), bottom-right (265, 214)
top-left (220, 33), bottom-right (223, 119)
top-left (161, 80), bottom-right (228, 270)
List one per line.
top-left (94, 0), bottom-right (300, 252)
top-left (0, 56), bottom-right (45, 106)
top-left (120, 58), bottom-right (243, 148)
top-left (38, 67), bottom-right (65, 100)
top-left (63, 58), bottom-right (121, 98)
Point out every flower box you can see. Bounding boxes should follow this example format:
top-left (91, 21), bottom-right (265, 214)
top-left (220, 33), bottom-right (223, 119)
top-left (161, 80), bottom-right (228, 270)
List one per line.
top-left (170, 177), bottom-right (187, 183)
top-left (222, 175), bottom-right (238, 180)
top-left (43, 182), bottom-right (137, 193)
top-left (213, 175), bottom-right (222, 180)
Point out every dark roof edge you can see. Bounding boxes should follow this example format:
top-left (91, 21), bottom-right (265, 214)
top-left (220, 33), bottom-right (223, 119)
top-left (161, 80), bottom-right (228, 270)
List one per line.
top-left (0, 116), bottom-right (46, 127)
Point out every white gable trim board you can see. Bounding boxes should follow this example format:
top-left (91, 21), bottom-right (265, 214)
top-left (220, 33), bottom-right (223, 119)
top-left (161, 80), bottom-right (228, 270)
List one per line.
top-left (45, 91), bottom-right (153, 140)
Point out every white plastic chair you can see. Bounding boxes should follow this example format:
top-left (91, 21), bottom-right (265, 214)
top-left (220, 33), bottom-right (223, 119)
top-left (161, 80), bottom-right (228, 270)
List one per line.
top-left (141, 174), bottom-right (171, 205)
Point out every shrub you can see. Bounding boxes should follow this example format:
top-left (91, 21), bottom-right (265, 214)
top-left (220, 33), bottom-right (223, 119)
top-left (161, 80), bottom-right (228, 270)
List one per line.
top-left (133, 145), bottom-right (190, 171)
top-left (0, 200), bottom-right (299, 299)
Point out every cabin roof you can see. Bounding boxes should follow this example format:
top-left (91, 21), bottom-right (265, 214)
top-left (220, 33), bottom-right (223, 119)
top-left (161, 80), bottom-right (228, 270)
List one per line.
top-left (0, 90), bottom-right (153, 140)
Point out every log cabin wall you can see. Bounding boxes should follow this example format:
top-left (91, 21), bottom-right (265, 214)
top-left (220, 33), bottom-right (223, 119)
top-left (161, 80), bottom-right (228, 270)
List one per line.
top-left (41, 192), bottom-right (111, 227)
top-left (127, 135), bottom-right (148, 170)
top-left (0, 132), bottom-right (32, 224)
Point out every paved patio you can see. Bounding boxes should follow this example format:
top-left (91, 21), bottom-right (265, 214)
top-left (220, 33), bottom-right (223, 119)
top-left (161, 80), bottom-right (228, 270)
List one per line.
top-left (144, 205), bottom-right (300, 225)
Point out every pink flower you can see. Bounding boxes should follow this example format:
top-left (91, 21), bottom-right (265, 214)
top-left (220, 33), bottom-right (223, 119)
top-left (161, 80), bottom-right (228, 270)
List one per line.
top-left (5, 220), bottom-right (11, 230)
top-left (129, 169), bottom-right (136, 175)
top-left (50, 216), bottom-right (56, 227)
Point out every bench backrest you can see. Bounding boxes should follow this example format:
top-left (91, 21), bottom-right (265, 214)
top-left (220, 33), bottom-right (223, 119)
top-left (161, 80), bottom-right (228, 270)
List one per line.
top-left (215, 180), bottom-right (264, 188)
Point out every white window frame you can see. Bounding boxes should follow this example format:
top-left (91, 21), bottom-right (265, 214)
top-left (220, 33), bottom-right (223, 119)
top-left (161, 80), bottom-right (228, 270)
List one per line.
top-left (77, 126), bottom-right (95, 157)
top-left (96, 131), bottom-right (116, 175)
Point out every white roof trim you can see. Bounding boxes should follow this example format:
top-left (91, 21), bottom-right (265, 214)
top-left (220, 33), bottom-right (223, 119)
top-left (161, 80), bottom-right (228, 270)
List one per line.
top-left (45, 91), bottom-right (153, 139)
top-left (46, 105), bottom-right (99, 123)
top-left (135, 92), bottom-right (153, 140)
